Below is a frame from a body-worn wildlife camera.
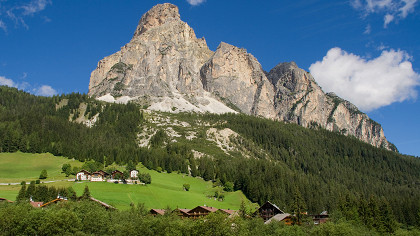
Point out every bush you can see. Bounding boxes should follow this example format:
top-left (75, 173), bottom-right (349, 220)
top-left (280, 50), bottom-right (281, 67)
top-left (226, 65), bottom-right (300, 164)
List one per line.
top-left (183, 183), bottom-right (190, 191)
top-left (39, 169), bottom-right (48, 179)
top-left (35, 180), bottom-right (40, 184)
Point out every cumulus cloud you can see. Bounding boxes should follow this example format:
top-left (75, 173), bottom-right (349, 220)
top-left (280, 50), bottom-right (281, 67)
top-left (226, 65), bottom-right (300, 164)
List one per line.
top-left (0, 0), bottom-right (51, 32)
top-left (0, 75), bottom-right (57, 96)
top-left (186, 0), bottom-right (206, 6)
top-left (351, 0), bottom-right (418, 27)
top-left (309, 47), bottom-right (420, 111)
top-left (0, 76), bottom-right (16, 87)
top-left (35, 85), bottom-right (57, 96)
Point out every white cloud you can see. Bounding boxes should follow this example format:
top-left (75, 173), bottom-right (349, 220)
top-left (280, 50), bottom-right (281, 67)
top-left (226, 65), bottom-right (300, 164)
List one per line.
top-left (384, 14), bottom-right (394, 27)
top-left (186, 0), bottom-right (206, 6)
top-left (0, 76), bottom-right (16, 87)
top-left (0, 75), bottom-right (57, 96)
top-left (35, 85), bottom-right (56, 96)
top-left (351, 0), bottom-right (418, 27)
top-left (21, 0), bottom-right (50, 16)
top-left (0, 0), bottom-right (51, 32)
top-left (309, 47), bottom-right (420, 111)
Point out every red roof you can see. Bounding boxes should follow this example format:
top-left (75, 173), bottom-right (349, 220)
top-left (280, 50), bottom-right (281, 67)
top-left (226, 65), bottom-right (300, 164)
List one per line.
top-left (30, 201), bottom-right (44, 207)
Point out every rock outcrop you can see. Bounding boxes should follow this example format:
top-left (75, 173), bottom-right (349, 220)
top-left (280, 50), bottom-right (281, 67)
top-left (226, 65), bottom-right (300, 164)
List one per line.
top-left (267, 62), bottom-right (390, 149)
top-left (200, 42), bottom-right (276, 118)
top-left (88, 3), bottom-right (393, 150)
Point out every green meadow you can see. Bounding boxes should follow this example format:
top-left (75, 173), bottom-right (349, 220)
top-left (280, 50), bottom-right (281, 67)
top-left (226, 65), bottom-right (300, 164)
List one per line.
top-left (0, 153), bottom-right (253, 211)
top-left (73, 166), bottom-right (251, 210)
top-left (0, 152), bottom-right (82, 183)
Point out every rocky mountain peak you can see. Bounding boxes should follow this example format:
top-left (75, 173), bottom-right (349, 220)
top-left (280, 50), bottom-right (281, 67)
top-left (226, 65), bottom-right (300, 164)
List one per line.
top-left (133, 3), bottom-right (180, 37)
top-left (88, 3), bottom-right (393, 151)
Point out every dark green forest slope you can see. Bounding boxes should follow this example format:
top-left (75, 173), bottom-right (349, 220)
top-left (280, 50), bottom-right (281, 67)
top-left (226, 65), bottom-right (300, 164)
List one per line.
top-left (1, 86), bottom-right (420, 227)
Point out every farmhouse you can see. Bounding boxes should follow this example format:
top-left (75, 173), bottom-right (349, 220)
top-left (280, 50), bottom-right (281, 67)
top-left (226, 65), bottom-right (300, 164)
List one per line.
top-left (174, 208), bottom-right (191, 218)
top-left (91, 171), bottom-right (106, 182)
top-left (254, 201), bottom-right (285, 221)
top-left (111, 170), bottom-right (124, 180)
top-left (76, 169), bottom-right (91, 181)
top-left (187, 206), bottom-right (218, 219)
top-left (150, 209), bottom-right (166, 216)
top-left (312, 211), bottom-right (329, 225)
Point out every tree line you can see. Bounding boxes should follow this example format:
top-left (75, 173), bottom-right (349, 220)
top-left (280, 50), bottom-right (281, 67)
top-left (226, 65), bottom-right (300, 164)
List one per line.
top-left (1, 86), bottom-right (420, 228)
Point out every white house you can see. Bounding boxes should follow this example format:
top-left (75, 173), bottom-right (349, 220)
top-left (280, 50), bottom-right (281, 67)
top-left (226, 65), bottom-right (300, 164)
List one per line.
top-left (130, 169), bottom-right (139, 179)
top-left (76, 170), bottom-right (91, 181)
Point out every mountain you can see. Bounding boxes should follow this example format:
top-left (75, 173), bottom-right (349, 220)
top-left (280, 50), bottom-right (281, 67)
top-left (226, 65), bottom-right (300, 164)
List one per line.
top-left (88, 3), bottom-right (393, 150)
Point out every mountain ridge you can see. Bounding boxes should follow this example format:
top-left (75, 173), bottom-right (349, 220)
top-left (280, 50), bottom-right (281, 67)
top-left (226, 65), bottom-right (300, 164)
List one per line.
top-left (88, 3), bottom-right (393, 151)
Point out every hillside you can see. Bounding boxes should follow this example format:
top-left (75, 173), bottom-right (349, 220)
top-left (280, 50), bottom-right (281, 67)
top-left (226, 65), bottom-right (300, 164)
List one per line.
top-left (0, 86), bottom-right (420, 226)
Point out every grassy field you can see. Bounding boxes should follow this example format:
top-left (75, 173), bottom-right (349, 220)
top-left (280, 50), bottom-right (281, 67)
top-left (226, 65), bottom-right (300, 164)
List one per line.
top-left (0, 152), bottom-right (82, 183)
top-left (73, 166), bottom-right (252, 210)
top-left (0, 153), bottom-right (254, 211)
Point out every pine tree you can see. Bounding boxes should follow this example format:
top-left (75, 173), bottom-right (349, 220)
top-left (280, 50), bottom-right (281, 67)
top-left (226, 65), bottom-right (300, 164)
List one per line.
top-left (82, 185), bottom-right (91, 199)
top-left (16, 182), bottom-right (27, 202)
top-left (291, 186), bottom-right (307, 225)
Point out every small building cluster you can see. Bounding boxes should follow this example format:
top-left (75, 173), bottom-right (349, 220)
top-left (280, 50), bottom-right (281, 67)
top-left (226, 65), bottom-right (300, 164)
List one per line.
top-left (76, 169), bottom-right (141, 184)
top-left (150, 205), bottom-right (238, 219)
top-left (150, 201), bottom-right (329, 225)
top-left (255, 201), bottom-right (329, 225)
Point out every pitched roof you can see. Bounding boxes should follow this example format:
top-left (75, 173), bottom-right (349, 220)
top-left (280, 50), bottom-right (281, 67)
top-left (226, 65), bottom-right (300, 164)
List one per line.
top-left (177, 208), bottom-right (191, 214)
top-left (30, 201), bottom-right (44, 207)
top-left (217, 209), bottom-right (236, 215)
top-left (150, 209), bottom-right (165, 215)
top-left (264, 213), bottom-right (291, 224)
top-left (190, 206), bottom-right (218, 213)
top-left (77, 169), bottom-right (91, 175)
top-left (0, 198), bottom-right (13, 203)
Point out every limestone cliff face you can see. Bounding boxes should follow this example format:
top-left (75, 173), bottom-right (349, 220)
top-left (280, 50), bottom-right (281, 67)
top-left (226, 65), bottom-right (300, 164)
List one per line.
top-left (88, 3), bottom-right (392, 150)
top-left (267, 62), bottom-right (390, 149)
top-left (89, 3), bottom-right (212, 100)
top-left (200, 42), bottom-right (276, 118)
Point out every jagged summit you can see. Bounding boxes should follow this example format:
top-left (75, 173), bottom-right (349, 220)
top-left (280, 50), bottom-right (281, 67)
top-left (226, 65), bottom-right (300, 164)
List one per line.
top-left (88, 3), bottom-right (393, 150)
top-left (133, 3), bottom-right (180, 37)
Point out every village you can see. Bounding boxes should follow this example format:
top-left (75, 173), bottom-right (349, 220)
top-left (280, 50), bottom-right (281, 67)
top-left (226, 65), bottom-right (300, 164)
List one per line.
top-left (75, 168), bottom-right (150, 184)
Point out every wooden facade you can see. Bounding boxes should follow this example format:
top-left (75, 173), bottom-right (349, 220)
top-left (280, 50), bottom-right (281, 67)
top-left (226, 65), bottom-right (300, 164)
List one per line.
top-left (255, 201), bottom-right (285, 222)
top-left (312, 211), bottom-right (329, 225)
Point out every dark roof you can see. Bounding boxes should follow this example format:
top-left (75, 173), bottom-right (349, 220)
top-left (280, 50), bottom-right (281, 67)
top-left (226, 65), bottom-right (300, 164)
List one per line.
top-left (190, 206), bottom-right (218, 213)
top-left (98, 170), bottom-right (110, 176)
top-left (77, 169), bottom-right (91, 175)
top-left (0, 198), bottom-right (13, 203)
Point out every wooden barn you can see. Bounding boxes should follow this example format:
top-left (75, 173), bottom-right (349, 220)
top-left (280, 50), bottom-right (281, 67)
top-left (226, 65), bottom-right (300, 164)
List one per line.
top-left (254, 201), bottom-right (285, 222)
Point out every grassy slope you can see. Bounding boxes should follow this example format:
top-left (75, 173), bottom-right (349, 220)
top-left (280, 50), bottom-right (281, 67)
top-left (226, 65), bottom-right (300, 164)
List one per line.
top-left (0, 152), bottom-right (82, 183)
top-left (73, 166), bottom-right (250, 210)
top-left (0, 153), bottom-right (251, 211)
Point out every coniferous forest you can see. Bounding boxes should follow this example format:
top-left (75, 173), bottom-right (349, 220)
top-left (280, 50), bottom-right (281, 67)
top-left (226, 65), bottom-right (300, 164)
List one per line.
top-left (1, 86), bottom-right (420, 231)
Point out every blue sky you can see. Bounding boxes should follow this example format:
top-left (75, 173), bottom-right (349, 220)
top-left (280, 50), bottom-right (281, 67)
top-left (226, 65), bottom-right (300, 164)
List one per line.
top-left (0, 0), bottom-right (419, 157)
